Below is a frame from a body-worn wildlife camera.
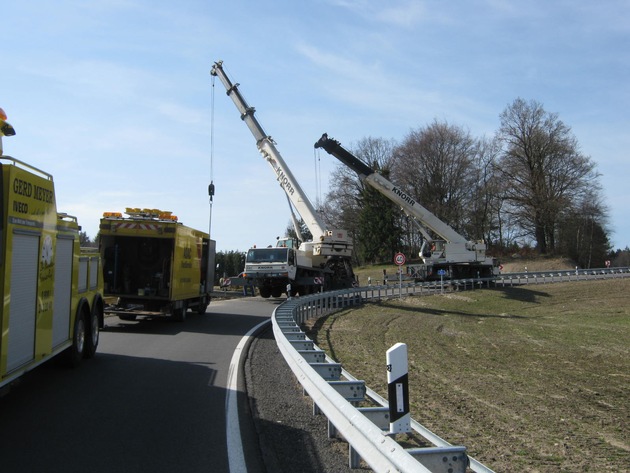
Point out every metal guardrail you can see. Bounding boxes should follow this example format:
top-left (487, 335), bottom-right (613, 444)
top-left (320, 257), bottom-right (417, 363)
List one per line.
top-left (271, 267), bottom-right (630, 472)
top-left (495, 266), bottom-right (630, 285)
top-left (273, 298), bottom-right (438, 473)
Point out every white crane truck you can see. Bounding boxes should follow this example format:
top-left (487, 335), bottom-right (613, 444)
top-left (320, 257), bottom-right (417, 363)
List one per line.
top-left (0, 108), bottom-right (104, 390)
top-left (315, 133), bottom-right (499, 281)
top-left (211, 61), bottom-right (355, 297)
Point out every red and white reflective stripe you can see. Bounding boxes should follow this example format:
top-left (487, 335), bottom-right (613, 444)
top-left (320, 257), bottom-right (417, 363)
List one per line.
top-left (114, 222), bottom-right (159, 231)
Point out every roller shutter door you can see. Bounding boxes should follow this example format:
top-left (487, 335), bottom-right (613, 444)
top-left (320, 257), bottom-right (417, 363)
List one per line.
top-left (52, 237), bottom-right (73, 348)
top-left (7, 233), bottom-right (39, 372)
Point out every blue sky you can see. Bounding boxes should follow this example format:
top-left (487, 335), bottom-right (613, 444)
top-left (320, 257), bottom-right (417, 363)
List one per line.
top-left (4, 1), bottom-right (629, 253)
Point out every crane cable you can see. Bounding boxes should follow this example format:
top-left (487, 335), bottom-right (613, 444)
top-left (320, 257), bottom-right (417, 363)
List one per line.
top-left (210, 73), bottom-right (215, 192)
top-left (208, 71), bottom-right (216, 237)
top-left (313, 147), bottom-right (322, 210)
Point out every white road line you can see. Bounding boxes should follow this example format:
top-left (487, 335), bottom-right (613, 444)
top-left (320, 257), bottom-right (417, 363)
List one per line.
top-left (226, 319), bottom-right (270, 473)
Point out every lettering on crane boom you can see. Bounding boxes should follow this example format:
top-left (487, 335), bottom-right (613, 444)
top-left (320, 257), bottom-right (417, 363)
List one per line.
top-left (275, 168), bottom-right (295, 196)
top-left (392, 187), bottom-right (416, 207)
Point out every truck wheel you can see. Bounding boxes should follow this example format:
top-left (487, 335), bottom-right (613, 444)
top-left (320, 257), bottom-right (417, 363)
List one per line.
top-left (68, 309), bottom-right (87, 367)
top-left (197, 297), bottom-right (209, 315)
top-left (172, 302), bottom-right (187, 322)
top-left (119, 314), bottom-right (137, 321)
top-left (259, 287), bottom-right (272, 298)
top-left (84, 307), bottom-right (100, 359)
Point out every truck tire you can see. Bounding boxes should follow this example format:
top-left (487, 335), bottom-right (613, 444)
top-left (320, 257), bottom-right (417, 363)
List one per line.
top-left (172, 302), bottom-right (187, 322)
top-left (259, 287), bottom-right (272, 298)
top-left (84, 306), bottom-right (100, 359)
top-left (67, 307), bottom-right (87, 368)
top-left (197, 297), bottom-right (209, 315)
top-left (119, 314), bottom-right (137, 321)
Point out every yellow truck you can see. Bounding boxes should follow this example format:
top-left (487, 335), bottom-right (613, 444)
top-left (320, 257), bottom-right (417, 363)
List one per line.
top-left (99, 209), bottom-right (215, 321)
top-left (0, 108), bottom-right (104, 389)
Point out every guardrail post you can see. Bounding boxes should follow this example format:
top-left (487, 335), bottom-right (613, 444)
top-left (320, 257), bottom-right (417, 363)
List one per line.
top-left (327, 419), bottom-right (338, 438)
top-left (349, 444), bottom-right (361, 469)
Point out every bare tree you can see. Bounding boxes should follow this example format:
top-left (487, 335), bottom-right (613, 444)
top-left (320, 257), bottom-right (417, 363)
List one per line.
top-left (467, 136), bottom-right (502, 245)
top-left (319, 154), bottom-right (363, 237)
top-left (391, 120), bottom-right (479, 238)
top-left (556, 187), bottom-right (611, 267)
top-left (321, 136), bottom-right (398, 264)
top-left (496, 98), bottom-right (602, 254)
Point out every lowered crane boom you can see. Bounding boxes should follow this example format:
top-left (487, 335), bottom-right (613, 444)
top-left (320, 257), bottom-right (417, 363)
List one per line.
top-left (315, 133), bottom-right (498, 281)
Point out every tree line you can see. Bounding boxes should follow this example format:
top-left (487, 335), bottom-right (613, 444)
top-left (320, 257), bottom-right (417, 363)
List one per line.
top-left (317, 98), bottom-right (615, 268)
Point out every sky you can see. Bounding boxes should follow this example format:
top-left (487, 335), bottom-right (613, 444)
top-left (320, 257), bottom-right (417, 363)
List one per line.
top-left (3, 0), bottom-right (629, 253)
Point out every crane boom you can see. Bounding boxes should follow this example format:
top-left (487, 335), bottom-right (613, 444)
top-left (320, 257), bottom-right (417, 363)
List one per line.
top-left (209, 62), bottom-right (355, 296)
top-left (210, 61), bottom-right (327, 239)
top-left (315, 133), bottom-right (498, 280)
top-left (315, 133), bottom-right (466, 243)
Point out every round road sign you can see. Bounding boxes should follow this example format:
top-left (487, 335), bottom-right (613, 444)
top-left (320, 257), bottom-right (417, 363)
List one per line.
top-left (394, 252), bottom-right (406, 266)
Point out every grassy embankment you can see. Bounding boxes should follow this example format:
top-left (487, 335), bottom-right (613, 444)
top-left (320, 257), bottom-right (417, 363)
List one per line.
top-left (305, 277), bottom-right (630, 472)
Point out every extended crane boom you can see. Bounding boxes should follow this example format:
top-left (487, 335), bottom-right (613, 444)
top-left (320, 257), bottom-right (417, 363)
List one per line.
top-left (315, 133), bottom-right (498, 280)
top-left (210, 62), bottom-right (355, 296)
top-left (211, 61), bottom-right (330, 240)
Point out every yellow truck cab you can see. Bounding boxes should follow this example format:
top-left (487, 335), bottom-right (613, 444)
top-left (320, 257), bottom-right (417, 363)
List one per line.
top-left (99, 208), bottom-right (215, 322)
top-left (0, 108), bottom-right (104, 389)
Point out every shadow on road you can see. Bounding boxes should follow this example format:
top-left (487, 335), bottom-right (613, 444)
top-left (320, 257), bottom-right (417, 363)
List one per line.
top-left (0, 351), bottom-right (226, 473)
top-left (103, 310), bottom-right (269, 336)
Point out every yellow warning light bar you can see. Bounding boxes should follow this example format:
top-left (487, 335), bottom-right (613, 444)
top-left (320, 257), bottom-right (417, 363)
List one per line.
top-left (121, 207), bottom-right (177, 221)
top-left (103, 211), bottom-right (123, 218)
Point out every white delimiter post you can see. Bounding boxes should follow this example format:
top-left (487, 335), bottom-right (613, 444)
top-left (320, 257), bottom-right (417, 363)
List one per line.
top-left (386, 343), bottom-right (410, 434)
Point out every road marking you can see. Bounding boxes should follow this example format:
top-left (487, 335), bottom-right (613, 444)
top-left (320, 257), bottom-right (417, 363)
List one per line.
top-left (226, 319), bottom-right (270, 473)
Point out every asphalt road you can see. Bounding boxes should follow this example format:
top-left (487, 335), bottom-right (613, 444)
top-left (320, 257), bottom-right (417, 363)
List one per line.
top-left (0, 297), bottom-right (272, 473)
top-left (0, 296), bottom-right (358, 473)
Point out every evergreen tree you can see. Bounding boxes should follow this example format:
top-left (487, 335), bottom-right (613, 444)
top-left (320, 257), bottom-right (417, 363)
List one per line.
top-left (356, 173), bottom-right (402, 264)
top-left (215, 250), bottom-right (246, 284)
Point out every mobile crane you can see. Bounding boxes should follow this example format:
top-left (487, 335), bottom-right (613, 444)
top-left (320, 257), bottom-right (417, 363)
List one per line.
top-left (210, 61), bottom-right (355, 297)
top-left (315, 133), bottom-right (499, 281)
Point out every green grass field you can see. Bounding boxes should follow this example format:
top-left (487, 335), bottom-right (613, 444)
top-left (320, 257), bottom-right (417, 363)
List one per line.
top-left (306, 278), bottom-right (630, 472)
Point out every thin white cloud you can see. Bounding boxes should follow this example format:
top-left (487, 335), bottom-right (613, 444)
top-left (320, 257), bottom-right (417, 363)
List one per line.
top-left (324, 0), bottom-right (427, 27)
